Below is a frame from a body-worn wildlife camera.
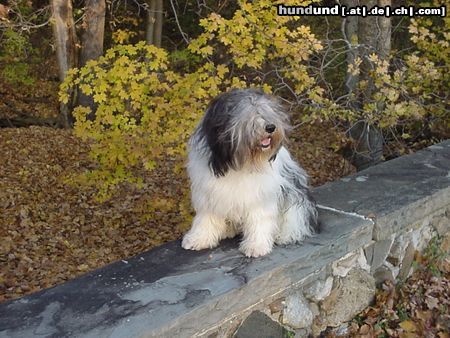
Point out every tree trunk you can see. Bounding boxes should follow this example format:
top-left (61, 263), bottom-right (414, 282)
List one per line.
top-left (77, 0), bottom-right (106, 120)
top-left (145, 0), bottom-right (163, 47)
top-left (342, 0), bottom-right (359, 95)
top-left (154, 0), bottom-right (163, 47)
top-left (377, 0), bottom-right (392, 59)
top-left (345, 0), bottom-right (392, 171)
top-left (358, 0), bottom-right (378, 102)
top-left (51, 0), bottom-right (78, 128)
top-left (146, 0), bottom-right (157, 45)
top-left (347, 121), bottom-right (384, 171)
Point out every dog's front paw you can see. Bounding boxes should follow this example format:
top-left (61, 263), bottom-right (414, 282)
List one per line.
top-left (181, 231), bottom-right (218, 251)
top-left (239, 241), bottom-right (273, 257)
top-left (275, 232), bottom-right (298, 245)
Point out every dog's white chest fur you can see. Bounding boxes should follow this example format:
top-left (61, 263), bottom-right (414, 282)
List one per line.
top-left (189, 148), bottom-right (284, 221)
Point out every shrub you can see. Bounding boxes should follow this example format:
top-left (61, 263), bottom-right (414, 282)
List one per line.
top-left (60, 42), bottom-right (227, 199)
top-left (0, 29), bottom-right (35, 85)
top-left (60, 1), bottom-right (322, 201)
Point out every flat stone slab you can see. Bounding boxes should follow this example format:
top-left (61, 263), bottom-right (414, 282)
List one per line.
top-left (0, 208), bottom-right (372, 338)
top-left (313, 140), bottom-right (450, 240)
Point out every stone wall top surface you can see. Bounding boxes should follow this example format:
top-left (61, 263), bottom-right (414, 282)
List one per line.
top-left (0, 208), bottom-right (372, 338)
top-left (313, 140), bottom-right (450, 240)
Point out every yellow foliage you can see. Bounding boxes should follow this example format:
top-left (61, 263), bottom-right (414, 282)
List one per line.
top-left (60, 1), bottom-right (324, 201)
top-left (313, 0), bottom-right (449, 130)
top-left (188, 0), bottom-right (322, 91)
top-left (112, 29), bottom-right (137, 45)
top-left (60, 42), bottom-right (226, 199)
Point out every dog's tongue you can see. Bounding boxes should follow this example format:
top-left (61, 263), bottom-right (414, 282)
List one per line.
top-left (261, 138), bottom-right (271, 147)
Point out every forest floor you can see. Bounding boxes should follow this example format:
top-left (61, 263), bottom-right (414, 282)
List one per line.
top-left (0, 78), bottom-right (448, 337)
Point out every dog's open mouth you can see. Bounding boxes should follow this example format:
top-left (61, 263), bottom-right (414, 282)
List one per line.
top-left (261, 137), bottom-right (272, 149)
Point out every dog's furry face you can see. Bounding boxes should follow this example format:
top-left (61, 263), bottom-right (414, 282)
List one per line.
top-left (198, 88), bottom-right (290, 176)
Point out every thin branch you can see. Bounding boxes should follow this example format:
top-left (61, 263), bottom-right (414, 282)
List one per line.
top-left (169, 0), bottom-right (190, 45)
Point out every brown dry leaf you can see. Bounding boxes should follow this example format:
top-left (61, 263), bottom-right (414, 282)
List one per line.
top-left (415, 310), bottom-right (432, 322)
top-left (385, 328), bottom-right (396, 336)
top-left (364, 314), bottom-right (378, 325)
top-left (0, 4), bottom-right (9, 19)
top-left (425, 295), bottom-right (440, 310)
top-left (439, 258), bottom-right (450, 273)
top-left (440, 236), bottom-right (450, 254)
top-left (359, 324), bottom-right (371, 335)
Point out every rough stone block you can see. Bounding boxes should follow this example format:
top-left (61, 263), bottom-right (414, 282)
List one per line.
top-left (387, 233), bottom-right (410, 266)
top-left (332, 248), bottom-right (370, 277)
top-left (433, 207), bottom-right (450, 236)
top-left (303, 277), bottom-right (334, 302)
top-left (282, 293), bottom-right (314, 329)
top-left (364, 238), bottom-right (394, 273)
top-left (234, 311), bottom-right (291, 338)
top-left (319, 269), bottom-right (376, 329)
top-left (373, 265), bottom-right (395, 285)
top-left (412, 224), bottom-right (435, 252)
top-left (441, 233), bottom-right (450, 254)
top-left (398, 243), bottom-right (415, 281)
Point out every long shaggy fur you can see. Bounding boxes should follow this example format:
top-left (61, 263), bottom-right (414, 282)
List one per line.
top-left (182, 88), bottom-right (319, 257)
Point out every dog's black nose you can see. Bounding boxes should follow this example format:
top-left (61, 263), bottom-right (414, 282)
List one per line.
top-left (265, 124), bottom-right (276, 133)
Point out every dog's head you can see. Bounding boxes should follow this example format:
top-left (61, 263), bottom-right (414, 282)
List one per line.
top-left (199, 88), bottom-right (290, 176)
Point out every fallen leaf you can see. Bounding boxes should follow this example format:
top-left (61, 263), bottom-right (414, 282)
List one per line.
top-left (399, 320), bottom-right (417, 332)
top-left (425, 296), bottom-right (439, 310)
top-left (359, 324), bottom-right (371, 334)
top-left (416, 310), bottom-right (432, 322)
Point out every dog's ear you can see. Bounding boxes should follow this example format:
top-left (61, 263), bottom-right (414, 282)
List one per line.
top-left (201, 92), bottom-right (236, 177)
top-left (209, 144), bottom-right (234, 177)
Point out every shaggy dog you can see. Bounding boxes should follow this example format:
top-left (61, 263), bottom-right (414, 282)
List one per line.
top-left (182, 88), bottom-right (319, 257)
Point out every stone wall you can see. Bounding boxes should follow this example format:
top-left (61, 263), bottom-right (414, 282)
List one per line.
top-left (0, 141), bottom-right (449, 338)
top-left (234, 205), bottom-right (449, 337)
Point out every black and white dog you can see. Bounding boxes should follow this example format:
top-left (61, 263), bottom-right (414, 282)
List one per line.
top-left (182, 88), bottom-right (318, 257)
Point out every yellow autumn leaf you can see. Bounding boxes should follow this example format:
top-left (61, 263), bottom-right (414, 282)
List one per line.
top-left (399, 320), bottom-right (417, 332)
